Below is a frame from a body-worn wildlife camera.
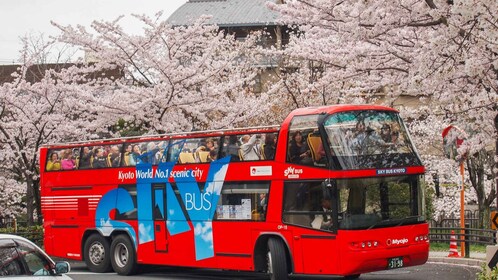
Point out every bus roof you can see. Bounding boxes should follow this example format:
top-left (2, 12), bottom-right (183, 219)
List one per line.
top-left (285, 104), bottom-right (398, 117)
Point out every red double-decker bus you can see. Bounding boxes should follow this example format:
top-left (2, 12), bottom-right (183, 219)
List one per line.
top-left (40, 105), bottom-right (428, 279)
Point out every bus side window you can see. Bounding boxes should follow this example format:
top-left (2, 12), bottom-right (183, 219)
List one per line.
top-left (282, 181), bottom-right (334, 232)
top-left (214, 182), bottom-right (270, 221)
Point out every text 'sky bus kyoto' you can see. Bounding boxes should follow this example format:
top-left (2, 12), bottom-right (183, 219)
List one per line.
top-left (40, 105), bottom-right (428, 279)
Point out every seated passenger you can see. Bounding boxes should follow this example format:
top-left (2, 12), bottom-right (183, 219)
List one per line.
top-left (311, 198), bottom-right (333, 230)
top-left (108, 145), bottom-right (121, 167)
top-left (226, 135), bottom-right (240, 162)
top-left (263, 134), bottom-right (276, 160)
top-left (128, 144), bottom-right (141, 165)
top-left (207, 149), bottom-right (218, 162)
top-left (78, 147), bottom-right (93, 169)
top-left (46, 152), bottom-right (61, 171)
top-left (92, 148), bottom-right (107, 168)
top-left (61, 149), bottom-right (76, 170)
top-left (289, 131), bottom-right (312, 165)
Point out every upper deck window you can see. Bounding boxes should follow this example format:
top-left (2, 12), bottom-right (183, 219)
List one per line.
top-left (286, 115), bottom-right (326, 167)
top-left (324, 110), bottom-right (421, 170)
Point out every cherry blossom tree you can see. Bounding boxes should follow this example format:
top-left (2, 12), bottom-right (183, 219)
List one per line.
top-left (269, 0), bottom-right (497, 226)
top-left (0, 13), bottom-right (273, 223)
top-left (53, 13), bottom-right (272, 134)
top-left (0, 56), bottom-right (113, 225)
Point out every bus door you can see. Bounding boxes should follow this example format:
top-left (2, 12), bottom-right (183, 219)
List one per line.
top-left (283, 180), bottom-right (339, 274)
top-left (152, 184), bottom-right (168, 252)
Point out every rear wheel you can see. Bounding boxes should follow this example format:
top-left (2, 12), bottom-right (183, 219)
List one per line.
top-left (110, 234), bottom-right (137, 275)
top-left (83, 234), bottom-right (112, 273)
top-left (267, 237), bottom-right (288, 280)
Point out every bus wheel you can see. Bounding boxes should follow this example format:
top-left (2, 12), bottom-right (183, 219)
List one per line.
top-left (83, 234), bottom-right (112, 273)
top-left (267, 237), bottom-right (288, 280)
top-left (344, 274), bottom-right (361, 279)
top-left (110, 234), bottom-right (137, 275)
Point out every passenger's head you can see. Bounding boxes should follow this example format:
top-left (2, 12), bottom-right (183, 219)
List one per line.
top-left (321, 198), bottom-right (331, 209)
top-left (229, 135), bottom-right (238, 145)
top-left (241, 135), bottom-right (250, 144)
top-left (63, 149), bottom-right (73, 159)
top-left (265, 134), bottom-right (276, 145)
top-left (206, 138), bottom-right (215, 149)
top-left (292, 131), bottom-right (303, 143)
top-left (147, 142), bottom-right (157, 151)
top-left (356, 120), bottom-right (366, 132)
top-left (50, 152), bottom-right (59, 161)
top-left (381, 124), bottom-right (391, 134)
top-left (111, 145), bottom-right (120, 155)
top-left (132, 145), bottom-right (140, 153)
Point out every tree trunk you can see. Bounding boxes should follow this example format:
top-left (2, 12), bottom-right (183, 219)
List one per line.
top-left (467, 150), bottom-right (495, 229)
top-left (25, 178), bottom-right (35, 226)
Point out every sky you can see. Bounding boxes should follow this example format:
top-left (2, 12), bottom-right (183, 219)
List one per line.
top-left (0, 0), bottom-right (187, 64)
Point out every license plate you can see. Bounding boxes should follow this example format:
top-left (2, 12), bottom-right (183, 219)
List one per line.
top-left (388, 257), bottom-right (404, 269)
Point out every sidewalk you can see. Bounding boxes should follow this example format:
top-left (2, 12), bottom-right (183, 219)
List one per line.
top-left (429, 251), bottom-right (486, 268)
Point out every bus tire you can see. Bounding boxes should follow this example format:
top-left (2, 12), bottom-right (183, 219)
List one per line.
top-left (110, 234), bottom-right (137, 275)
top-left (267, 237), bottom-right (288, 280)
top-left (83, 233), bottom-right (112, 273)
top-left (344, 274), bottom-right (361, 279)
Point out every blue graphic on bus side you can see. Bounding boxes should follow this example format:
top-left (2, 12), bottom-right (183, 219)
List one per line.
top-left (95, 151), bottom-right (230, 261)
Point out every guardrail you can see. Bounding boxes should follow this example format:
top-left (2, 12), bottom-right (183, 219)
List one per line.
top-left (429, 225), bottom-right (497, 257)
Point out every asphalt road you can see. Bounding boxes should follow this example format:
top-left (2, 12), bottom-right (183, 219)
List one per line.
top-left (65, 261), bottom-right (480, 280)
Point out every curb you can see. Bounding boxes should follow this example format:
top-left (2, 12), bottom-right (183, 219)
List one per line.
top-left (428, 256), bottom-right (485, 268)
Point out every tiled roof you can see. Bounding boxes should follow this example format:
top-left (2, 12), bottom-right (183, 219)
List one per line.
top-left (167, 0), bottom-right (280, 27)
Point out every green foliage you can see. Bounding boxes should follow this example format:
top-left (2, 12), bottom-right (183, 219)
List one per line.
top-left (423, 180), bottom-right (435, 220)
top-left (0, 225), bottom-right (44, 247)
top-left (430, 242), bottom-right (487, 253)
top-left (477, 264), bottom-right (498, 280)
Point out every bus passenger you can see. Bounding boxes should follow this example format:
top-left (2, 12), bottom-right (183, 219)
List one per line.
top-left (207, 149), bottom-right (218, 162)
top-left (79, 147), bottom-right (93, 169)
top-left (289, 131), bottom-right (312, 165)
top-left (108, 145), bottom-right (121, 167)
top-left (128, 144), bottom-right (141, 165)
top-left (311, 198), bottom-right (332, 230)
top-left (46, 152), bottom-right (61, 171)
top-left (240, 134), bottom-right (260, 160)
top-left (226, 135), bottom-right (240, 162)
top-left (61, 149), bottom-right (76, 170)
top-left (263, 134), bottom-right (276, 160)
top-left (92, 148), bottom-right (107, 168)
top-left (206, 138), bottom-right (216, 152)
top-left (380, 124), bottom-right (392, 143)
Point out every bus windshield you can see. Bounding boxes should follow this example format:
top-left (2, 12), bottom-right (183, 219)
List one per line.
top-left (324, 110), bottom-right (421, 170)
top-left (338, 175), bottom-right (425, 230)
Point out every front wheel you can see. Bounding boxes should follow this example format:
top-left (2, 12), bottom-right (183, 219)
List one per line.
top-left (83, 234), bottom-right (112, 273)
top-left (110, 234), bottom-right (137, 275)
top-left (267, 237), bottom-right (288, 280)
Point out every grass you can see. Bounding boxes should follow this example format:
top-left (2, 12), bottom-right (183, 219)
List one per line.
top-left (430, 242), bottom-right (487, 253)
